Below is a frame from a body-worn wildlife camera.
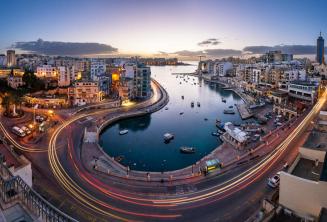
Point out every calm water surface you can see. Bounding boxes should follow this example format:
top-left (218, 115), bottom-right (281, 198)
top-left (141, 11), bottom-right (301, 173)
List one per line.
top-left (100, 63), bottom-right (247, 172)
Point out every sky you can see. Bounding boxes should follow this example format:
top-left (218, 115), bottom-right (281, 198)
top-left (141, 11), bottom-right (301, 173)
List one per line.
top-left (0, 0), bottom-right (326, 58)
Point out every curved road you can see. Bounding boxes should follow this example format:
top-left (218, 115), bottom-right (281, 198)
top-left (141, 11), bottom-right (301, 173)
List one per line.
top-left (1, 80), bottom-right (326, 221)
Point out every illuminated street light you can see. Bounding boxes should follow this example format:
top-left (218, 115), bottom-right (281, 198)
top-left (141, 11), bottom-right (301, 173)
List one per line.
top-left (48, 109), bottom-right (54, 116)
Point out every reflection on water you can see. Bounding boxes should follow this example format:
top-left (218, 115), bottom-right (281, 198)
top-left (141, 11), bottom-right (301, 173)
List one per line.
top-left (117, 115), bottom-right (152, 132)
top-left (100, 63), bottom-right (248, 172)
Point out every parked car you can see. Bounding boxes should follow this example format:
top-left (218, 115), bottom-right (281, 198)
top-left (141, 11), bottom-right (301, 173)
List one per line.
top-left (268, 172), bottom-right (281, 188)
top-left (35, 115), bottom-right (47, 123)
top-left (20, 126), bottom-right (32, 135)
top-left (11, 126), bottom-right (26, 137)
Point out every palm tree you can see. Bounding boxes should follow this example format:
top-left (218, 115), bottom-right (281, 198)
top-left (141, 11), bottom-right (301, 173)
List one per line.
top-left (1, 95), bottom-right (11, 114)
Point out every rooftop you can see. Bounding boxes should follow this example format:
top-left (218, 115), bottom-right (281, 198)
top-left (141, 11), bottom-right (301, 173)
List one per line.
top-left (290, 80), bottom-right (316, 86)
top-left (303, 130), bottom-right (327, 151)
top-left (319, 208), bottom-right (327, 222)
top-left (291, 158), bottom-right (323, 181)
top-left (271, 90), bottom-right (289, 97)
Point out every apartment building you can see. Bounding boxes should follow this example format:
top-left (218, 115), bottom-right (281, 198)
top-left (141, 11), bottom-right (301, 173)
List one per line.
top-left (68, 81), bottom-right (103, 106)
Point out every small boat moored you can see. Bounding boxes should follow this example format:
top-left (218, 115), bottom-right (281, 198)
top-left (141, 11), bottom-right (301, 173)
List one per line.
top-left (223, 109), bottom-right (235, 114)
top-left (180, 147), bottom-right (196, 154)
top-left (119, 129), bottom-right (129, 135)
top-left (212, 132), bottom-right (219, 137)
top-left (222, 98), bottom-right (227, 103)
top-left (179, 112), bottom-right (184, 115)
top-left (164, 133), bottom-right (174, 143)
top-left (181, 95), bottom-right (184, 99)
top-left (191, 102), bottom-right (194, 107)
top-left (197, 102), bottom-right (200, 107)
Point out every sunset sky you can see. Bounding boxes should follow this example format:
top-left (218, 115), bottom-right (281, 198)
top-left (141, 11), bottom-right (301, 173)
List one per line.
top-left (1, 0), bottom-right (326, 58)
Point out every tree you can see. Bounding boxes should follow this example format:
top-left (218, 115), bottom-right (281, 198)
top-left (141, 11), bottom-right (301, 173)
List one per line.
top-left (1, 95), bottom-right (11, 113)
top-left (22, 69), bottom-right (37, 89)
top-left (22, 69), bottom-right (45, 92)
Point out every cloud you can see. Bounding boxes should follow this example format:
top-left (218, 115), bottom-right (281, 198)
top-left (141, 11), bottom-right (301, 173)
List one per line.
top-left (198, 38), bottom-right (221, 47)
top-left (243, 44), bottom-right (327, 55)
top-left (12, 38), bottom-right (118, 56)
top-left (173, 50), bottom-right (205, 57)
top-left (173, 49), bottom-right (241, 58)
top-left (205, 49), bottom-right (242, 57)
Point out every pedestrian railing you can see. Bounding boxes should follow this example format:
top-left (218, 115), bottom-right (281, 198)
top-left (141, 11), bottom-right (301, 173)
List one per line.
top-left (0, 158), bottom-right (77, 222)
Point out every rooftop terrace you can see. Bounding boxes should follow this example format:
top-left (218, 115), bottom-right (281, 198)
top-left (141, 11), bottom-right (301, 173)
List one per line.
top-left (303, 130), bottom-right (327, 151)
top-left (291, 158), bottom-right (323, 181)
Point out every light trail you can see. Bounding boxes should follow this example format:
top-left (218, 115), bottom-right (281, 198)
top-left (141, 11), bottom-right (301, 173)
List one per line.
top-left (1, 77), bottom-right (325, 221)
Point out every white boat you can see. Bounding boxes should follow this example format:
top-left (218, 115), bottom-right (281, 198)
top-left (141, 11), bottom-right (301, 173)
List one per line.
top-left (180, 147), bottom-right (196, 154)
top-left (164, 133), bottom-right (174, 142)
top-left (119, 129), bottom-right (129, 135)
top-left (223, 109), bottom-right (235, 114)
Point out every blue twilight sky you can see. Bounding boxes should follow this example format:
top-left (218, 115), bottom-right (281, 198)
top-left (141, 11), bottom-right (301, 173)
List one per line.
top-left (0, 0), bottom-right (326, 56)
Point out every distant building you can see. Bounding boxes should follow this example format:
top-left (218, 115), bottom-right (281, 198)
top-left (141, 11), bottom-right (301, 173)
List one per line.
top-left (317, 32), bottom-right (325, 65)
top-left (7, 72), bottom-right (24, 89)
top-left (264, 50), bottom-right (293, 63)
top-left (132, 64), bottom-right (151, 99)
top-left (68, 81), bottom-right (103, 106)
top-left (58, 66), bottom-right (70, 87)
top-left (6, 50), bottom-right (16, 67)
top-left (288, 80), bottom-right (318, 104)
top-left (36, 65), bottom-right (58, 78)
top-left (223, 122), bottom-right (248, 149)
top-left (0, 54), bottom-right (6, 66)
top-left (90, 59), bottom-right (106, 81)
top-left (124, 63), bottom-right (136, 79)
top-left (214, 62), bottom-right (233, 77)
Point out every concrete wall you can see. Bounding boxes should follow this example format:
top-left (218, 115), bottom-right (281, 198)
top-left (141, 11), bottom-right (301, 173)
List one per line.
top-left (279, 172), bottom-right (327, 219)
top-left (299, 147), bottom-right (326, 162)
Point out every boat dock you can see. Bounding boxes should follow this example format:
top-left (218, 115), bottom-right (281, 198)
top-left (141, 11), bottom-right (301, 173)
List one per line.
top-left (236, 104), bottom-right (253, 119)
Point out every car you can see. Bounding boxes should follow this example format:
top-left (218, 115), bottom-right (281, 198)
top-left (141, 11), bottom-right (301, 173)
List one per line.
top-left (35, 115), bottom-right (46, 123)
top-left (268, 172), bottom-right (281, 188)
top-left (20, 126), bottom-right (32, 135)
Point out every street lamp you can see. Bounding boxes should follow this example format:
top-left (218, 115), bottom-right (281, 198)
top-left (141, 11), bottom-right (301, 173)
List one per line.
top-left (48, 109), bottom-right (54, 116)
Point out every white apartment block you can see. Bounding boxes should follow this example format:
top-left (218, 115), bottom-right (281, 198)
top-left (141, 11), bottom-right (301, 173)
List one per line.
top-left (251, 68), bottom-right (261, 84)
top-left (36, 65), bottom-right (58, 78)
top-left (90, 59), bottom-right (106, 81)
top-left (124, 63), bottom-right (136, 79)
top-left (288, 81), bottom-right (317, 104)
top-left (214, 62), bottom-right (233, 76)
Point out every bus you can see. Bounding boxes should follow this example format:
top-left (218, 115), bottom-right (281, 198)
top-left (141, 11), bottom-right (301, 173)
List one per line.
top-left (12, 126), bottom-right (26, 137)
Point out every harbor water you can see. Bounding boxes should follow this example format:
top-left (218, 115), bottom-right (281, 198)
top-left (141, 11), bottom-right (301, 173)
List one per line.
top-left (100, 63), bottom-right (248, 172)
